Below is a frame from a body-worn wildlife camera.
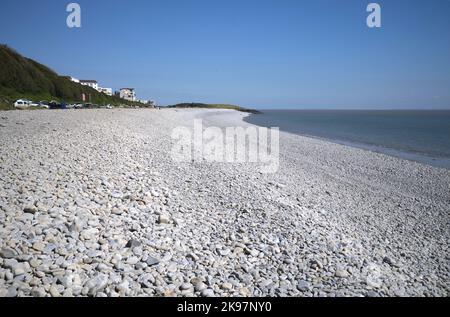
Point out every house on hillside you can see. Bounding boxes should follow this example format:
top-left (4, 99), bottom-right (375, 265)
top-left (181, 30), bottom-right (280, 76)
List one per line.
top-left (99, 87), bottom-right (113, 96)
top-left (80, 80), bottom-right (99, 91)
top-left (120, 88), bottom-right (136, 101)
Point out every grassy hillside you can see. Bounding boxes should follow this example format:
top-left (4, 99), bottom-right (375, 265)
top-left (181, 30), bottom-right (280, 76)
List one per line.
top-left (167, 103), bottom-right (261, 114)
top-left (0, 44), bottom-right (144, 110)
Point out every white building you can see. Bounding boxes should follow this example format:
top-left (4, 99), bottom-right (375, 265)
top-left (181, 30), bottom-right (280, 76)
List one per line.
top-left (99, 87), bottom-right (113, 96)
top-left (69, 76), bottom-right (80, 83)
top-left (80, 80), bottom-right (99, 91)
top-left (120, 88), bottom-right (136, 101)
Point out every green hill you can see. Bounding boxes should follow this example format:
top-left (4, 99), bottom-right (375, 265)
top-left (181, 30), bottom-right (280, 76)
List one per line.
top-left (167, 103), bottom-right (261, 114)
top-left (0, 44), bottom-right (144, 110)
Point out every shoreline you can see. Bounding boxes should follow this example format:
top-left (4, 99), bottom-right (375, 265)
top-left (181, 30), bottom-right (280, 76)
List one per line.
top-left (0, 108), bottom-right (449, 297)
top-left (242, 110), bottom-right (450, 170)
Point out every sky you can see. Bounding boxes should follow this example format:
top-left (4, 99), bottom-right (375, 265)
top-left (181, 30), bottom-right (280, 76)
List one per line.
top-left (0, 0), bottom-right (449, 109)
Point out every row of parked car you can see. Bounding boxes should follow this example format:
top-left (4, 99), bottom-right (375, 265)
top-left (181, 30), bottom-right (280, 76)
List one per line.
top-left (14, 99), bottom-right (50, 109)
top-left (14, 99), bottom-right (113, 110)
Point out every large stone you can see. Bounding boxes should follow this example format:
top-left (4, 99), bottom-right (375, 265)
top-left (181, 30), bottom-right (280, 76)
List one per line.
top-left (132, 247), bottom-right (143, 257)
top-left (111, 191), bottom-right (123, 199)
top-left (49, 285), bottom-right (61, 297)
top-left (0, 247), bottom-right (17, 259)
top-left (239, 287), bottom-right (250, 297)
top-left (335, 269), bottom-right (350, 278)
top-left (221, 282), bottom-right (233, 290)
top-left (6, 287), bottom-right (18, 297)
top-left (180, 283), bottom-right (192, 291)
top-left (81, 228), bottom-right (99, 240)
top-left (201, 289), bottom-right (215, 297)
top-left (13, 263), bottom-right (30, 276)
top-left (32, 242), bottom-right (46, 252)
top-left (194, 282), bottom-right (207, 292)
top-left (111, 208), bottom-right (123, 215)
top-left (85, 274), bottom-right (109, 296)
top-left (126, 256), bottom-right (140, 265)
top-left (158, 215), bottom-right (171, 224)
top-left (166, 262), bottom-right (177, 273)
top-left (31, 288), bottom-right (47, 297)
top-left (4, 258), bottom-right (19, 270)
top-left (125, 239), bottom-right (141, 248)
top-left (297, 280), bottom-right (310, 292)
top-left (23, 206), bottom-right (38, 214)
top-left (146, 256), bottom-right (160, 267)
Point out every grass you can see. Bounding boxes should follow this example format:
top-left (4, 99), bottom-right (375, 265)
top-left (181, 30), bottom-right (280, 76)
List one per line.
top-left (0, 102), bottom-right (13, 111)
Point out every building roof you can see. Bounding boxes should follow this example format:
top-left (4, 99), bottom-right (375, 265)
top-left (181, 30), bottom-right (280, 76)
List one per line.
top-left (120, 88), bottom-right (135, 91)
top-left (80, 80), bottom-right (98, 83)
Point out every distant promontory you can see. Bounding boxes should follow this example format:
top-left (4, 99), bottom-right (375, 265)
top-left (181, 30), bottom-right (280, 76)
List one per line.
top-left (166, 103), bottom-right (261, 114)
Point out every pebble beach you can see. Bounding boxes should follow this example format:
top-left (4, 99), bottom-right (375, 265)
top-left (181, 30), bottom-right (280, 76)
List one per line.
top-left (0, 108), bottom-right (449, 297)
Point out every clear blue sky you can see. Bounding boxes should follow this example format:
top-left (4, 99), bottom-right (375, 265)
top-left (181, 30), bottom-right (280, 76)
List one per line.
top-left (1, 0), bottom-right (449, 109)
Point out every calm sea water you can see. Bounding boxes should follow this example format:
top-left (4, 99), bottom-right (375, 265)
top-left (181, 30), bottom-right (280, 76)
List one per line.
top-left (244, 110), bottom-right (450, 169)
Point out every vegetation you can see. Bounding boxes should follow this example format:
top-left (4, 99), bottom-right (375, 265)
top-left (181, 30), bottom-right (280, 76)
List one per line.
top-left (0, 44), bottom-right (146, 110)
top-left (167, 103), bottom-right (261, 114)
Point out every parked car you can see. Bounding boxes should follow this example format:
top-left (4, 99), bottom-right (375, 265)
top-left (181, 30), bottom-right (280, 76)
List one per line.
top-left (14, 99), bottom-right (30, 108)
top-left (39, 101), bottom-right (50, 109)
top-left (48, 101), bottom-right (62, 109)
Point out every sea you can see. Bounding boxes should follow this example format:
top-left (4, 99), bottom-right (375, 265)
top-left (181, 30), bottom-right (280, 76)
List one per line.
top-left (243, 110), bottom-right (450, 169)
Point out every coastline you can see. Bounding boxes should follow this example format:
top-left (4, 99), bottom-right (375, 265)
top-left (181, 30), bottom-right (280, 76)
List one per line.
top-left (243, 110), bottom-right (450, 170)
top-left (195, 109), bottom-right (450, 200)
top-left (0, 108), bottom-right (448, 297)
